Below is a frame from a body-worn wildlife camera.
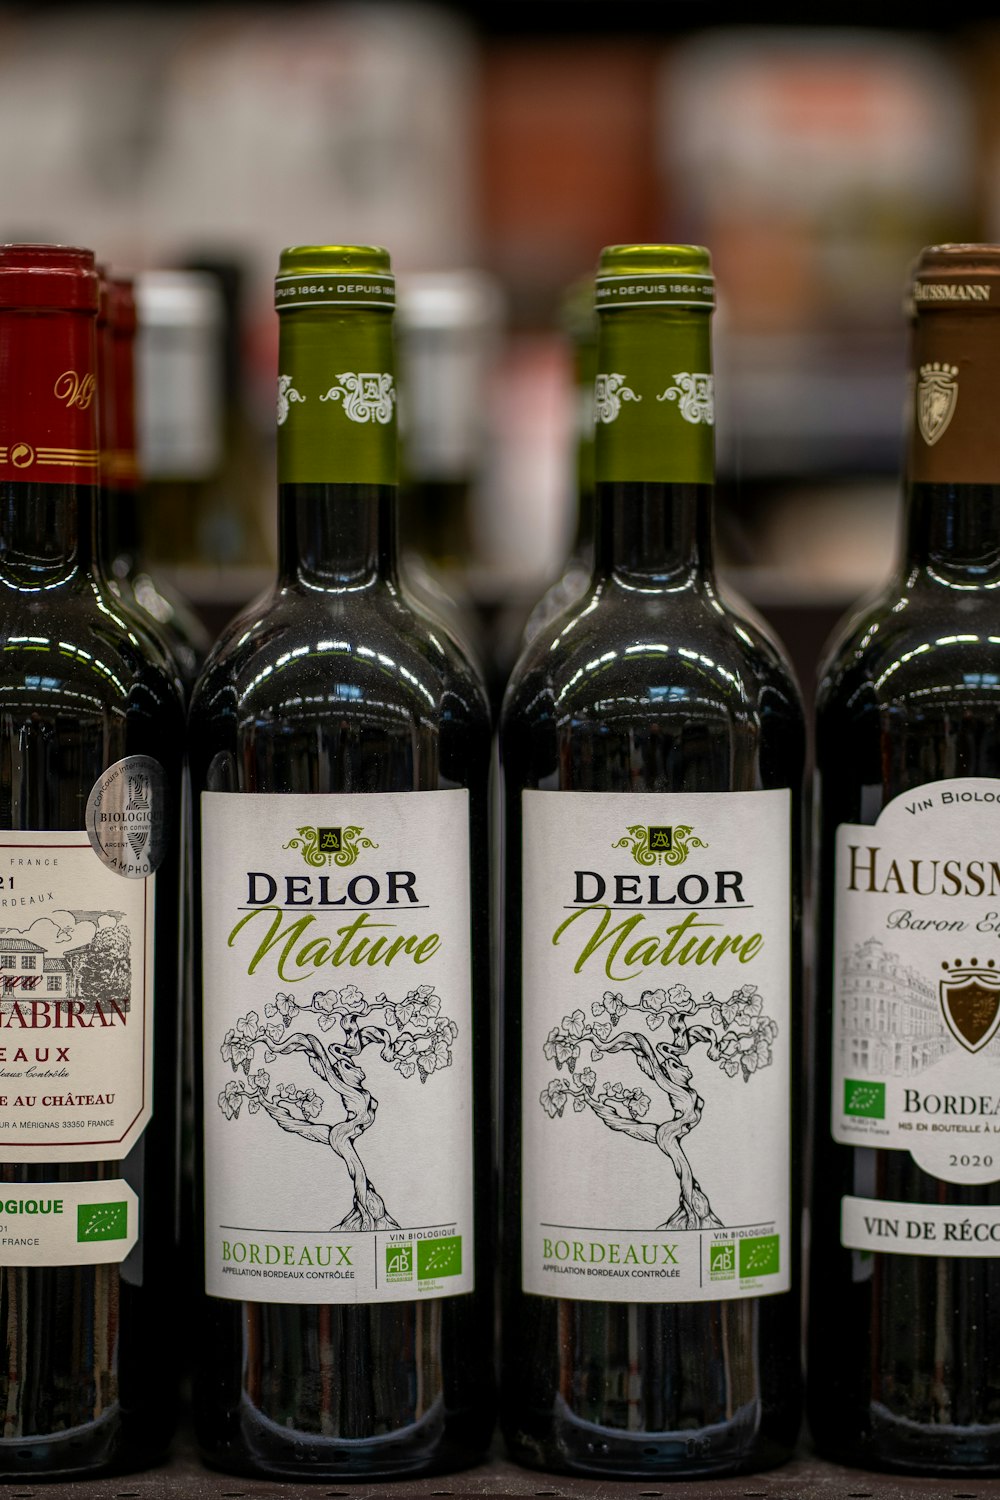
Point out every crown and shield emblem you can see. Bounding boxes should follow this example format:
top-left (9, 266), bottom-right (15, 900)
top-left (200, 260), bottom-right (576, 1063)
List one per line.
top-left (917, 362), bottom-right (959, 447)
top-left (939, 958), bottom-right (1000, 1053)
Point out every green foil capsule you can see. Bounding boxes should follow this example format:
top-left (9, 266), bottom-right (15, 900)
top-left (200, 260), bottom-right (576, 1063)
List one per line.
top-left (274, 244), bottom-right (397, 487)
top-left (594, 242), bottom-right (715, 486)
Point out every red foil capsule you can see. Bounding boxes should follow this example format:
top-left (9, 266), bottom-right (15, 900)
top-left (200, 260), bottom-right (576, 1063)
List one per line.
top-left (0, 244), bottom-right (101, 485)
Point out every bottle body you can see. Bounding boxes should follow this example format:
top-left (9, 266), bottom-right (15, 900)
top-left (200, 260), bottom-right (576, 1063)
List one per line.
top-left (500, 248), bottom-right (804, 1478)
top-left (808, 246), bottom-right (1000, 1473)
top-left (189, 248), bottom-right (494, 1480)
top-left (0, 248), bottom-right (183, 1477)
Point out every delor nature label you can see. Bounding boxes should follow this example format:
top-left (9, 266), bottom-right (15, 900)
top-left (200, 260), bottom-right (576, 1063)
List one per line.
top-left (201, 791), bottom-right (475, 1305)
top-left (833, 779), bottom-right (1000, 1257)
top-left (0, 831), bottom-right (155, 1167)
top-left (520, 789), bottom-right (792, 1303)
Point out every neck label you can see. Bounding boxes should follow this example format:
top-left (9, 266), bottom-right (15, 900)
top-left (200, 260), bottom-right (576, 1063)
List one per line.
top-left (276, 314), bottom-right (397, 485)
top-left (275, 274), bottom-right (395, 311)
top-left (909, 308), bottom-right (1000, 484)
top-left (593, 312), bottom-right (714, 484)
top-left (596, 274), bottom-right (715, 310)
top-left (0, 313), bottom-right (98, 484)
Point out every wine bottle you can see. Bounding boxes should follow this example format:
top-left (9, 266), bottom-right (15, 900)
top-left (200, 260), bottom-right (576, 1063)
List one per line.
top-left (500, 244), bottom-right (804, 1478)
top-left (808, 243), bottom-right (1000, 1473)
top-left (0, 244), bottom-right (184, 1476)
top-left (99, 272), bottom-right (210, 692)
top-left (189, 244), bottom-right (494, 1479)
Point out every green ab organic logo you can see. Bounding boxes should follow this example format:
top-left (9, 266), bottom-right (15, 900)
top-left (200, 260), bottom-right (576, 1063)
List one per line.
top-left (282, 824), bottom-right (378, 869)
top-left (709, 1241), bottom-right (735, 1279)
top-left (385, 1243), bottom-right (413, 1281)
top-left (612, 823), bottom-right (708, 868)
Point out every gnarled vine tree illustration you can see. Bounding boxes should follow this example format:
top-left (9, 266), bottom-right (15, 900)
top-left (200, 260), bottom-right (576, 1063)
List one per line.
top-left (219, 984), bottom-right (456, 1230)
top-left (540, 983), bottom-right (777, 1229)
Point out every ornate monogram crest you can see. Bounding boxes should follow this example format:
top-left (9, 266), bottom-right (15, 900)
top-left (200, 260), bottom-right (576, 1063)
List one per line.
top-left (657, 372), bottom-right (714, 425)
top-left (918, 362), bottom-right (958, 447)
top-left (611, 824), bottom-right (708, 867)
top-left (282, 825), bottom-right (379, 869)
top-left (320, 372), bottom-right (396, 424)
top-left (939, 958), bottom-right (1000, 1054)
top-left (276, 373), bottom-right (306, 426)
top-left (594, 373), bottom-right (641, 424)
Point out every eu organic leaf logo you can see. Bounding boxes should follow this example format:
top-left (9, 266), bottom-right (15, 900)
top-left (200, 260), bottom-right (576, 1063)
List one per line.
top-left (77, 1201), bottom-right (128, 1242)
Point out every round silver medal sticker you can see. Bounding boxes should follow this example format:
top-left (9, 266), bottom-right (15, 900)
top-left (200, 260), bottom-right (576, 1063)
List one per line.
top-left (86, 755), bottom-right (170, 878)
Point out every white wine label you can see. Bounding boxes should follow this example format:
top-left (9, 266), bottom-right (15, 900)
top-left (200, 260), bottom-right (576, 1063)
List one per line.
top-left (833, 778), bottom-right (1000, 1186)
top-left (201, 791), bottom-right (475, 1305)
top-left (0, 832), bottom-right (155, 1163)
top-left (520, 790), bottom-right (793, 1304)
top-left (0, 1179), bottom-right (139, 1266)
top-left (842, 1194), bottom-right (1000, 1258)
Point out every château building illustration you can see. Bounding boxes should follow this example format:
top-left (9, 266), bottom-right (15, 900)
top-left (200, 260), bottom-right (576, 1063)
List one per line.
top-left (0, 912), bottom-right (130, 1005)
top-left (838, 937), bottom-right (949, 1076)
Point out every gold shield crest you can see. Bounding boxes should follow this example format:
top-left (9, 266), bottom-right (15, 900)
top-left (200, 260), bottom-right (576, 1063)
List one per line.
top-left (939, 962), bottom-right (1000, 1053)
top-left (917, 363), bottom-right (958, 447)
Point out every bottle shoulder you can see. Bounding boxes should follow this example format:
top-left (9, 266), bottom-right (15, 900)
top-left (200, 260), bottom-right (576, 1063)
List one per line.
top-left (191, 577), bottom-right (490, 735)
top-left (502, 576), bottom-right (802, 734)
top-left (0, 576), bottom-right (184, 716)
top-left (817, 573), bottom-right (1000, 723)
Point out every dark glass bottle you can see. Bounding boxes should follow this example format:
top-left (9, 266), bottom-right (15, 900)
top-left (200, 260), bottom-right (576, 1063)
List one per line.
top-left (188, 245), bottom-right (494, 1481)
top-left (99, 273), bottom-right (210, 693)
top-left (500, 244), bottom-right (804, 1479)
top-left (808, 245), bottom-right (1000, 1474)
top-left (0, 244), bottom-right (183, 1477)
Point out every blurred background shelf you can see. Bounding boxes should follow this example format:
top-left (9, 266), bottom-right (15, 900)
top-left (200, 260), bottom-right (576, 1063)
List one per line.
top-left (1, 1), bottom-right (992, 649)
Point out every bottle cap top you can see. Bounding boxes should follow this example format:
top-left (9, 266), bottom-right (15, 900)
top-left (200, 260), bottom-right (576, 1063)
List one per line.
top-left (909, 243), bottom-right (1000, 312)
top-left (0, 244), bottom-right (99, 311)
top-left (595, 243), bottom-right (714, 311)
top-left (275, 244), bottom-right (395, 311)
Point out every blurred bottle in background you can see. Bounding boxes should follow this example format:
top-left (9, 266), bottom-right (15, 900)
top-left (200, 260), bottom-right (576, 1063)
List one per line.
top-left (521, 274), bottom-right (597, 647)
top-left (396, 268), bottom-right (504, 688)
top-left (180, 253), bottom-right (272, 572)
top-left (135, 268), bottom-right (225, 568)
top-left (101, 272), bottom-right (209, 691)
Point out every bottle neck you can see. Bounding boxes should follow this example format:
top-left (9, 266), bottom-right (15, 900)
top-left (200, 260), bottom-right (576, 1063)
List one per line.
top-left (278, 484), bottom-right (397, 587)
top-left (591, 296), bottom-right (715, 584)
top-left (103, 317), bottom-right (142, 569)
top-left (0, 482), bottom-right (95, 588)
top-left (903, 482), bottom-right (1000, 585)
top-left (594, 481), bottom-right (713, 584)
top-left (276, 307), bottom-right (398, 583)
top-left (903, 305), bottom-right (1000, 585)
